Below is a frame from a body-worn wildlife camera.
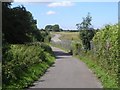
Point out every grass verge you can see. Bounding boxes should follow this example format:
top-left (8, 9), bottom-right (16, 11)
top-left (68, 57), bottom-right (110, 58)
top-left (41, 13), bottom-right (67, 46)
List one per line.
top-left (3, 58), bottom-right (55, 89)
top-left (78, 55), bottom-right (118, 88)
top-left (2, 43), bottom-right (55, 89)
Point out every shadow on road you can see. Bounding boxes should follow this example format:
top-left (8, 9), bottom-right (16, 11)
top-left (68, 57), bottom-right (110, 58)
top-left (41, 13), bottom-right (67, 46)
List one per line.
top-left (53, 50), bottom-right (72, 59)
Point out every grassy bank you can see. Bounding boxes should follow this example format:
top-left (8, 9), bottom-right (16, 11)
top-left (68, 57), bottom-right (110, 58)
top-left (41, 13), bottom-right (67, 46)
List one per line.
top-left (3, 60), bottom-right (55, 89)
top-left (2, 43), bottom-right (55, 89)
top-left (51, 40), bottom-right (119, 88)
top-left (50, 24), bottom-right (119, 88)
top-left (71, 24), bottom-right (119, 88)
top-left (78, 55), bottom-right (118, 88)
top-left (51, 42), bottom-right (118, 88)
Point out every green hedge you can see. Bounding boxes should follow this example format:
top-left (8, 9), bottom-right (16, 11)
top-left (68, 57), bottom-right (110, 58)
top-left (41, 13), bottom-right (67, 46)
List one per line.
top-left (2, 43), bottom-right (55, 89)
top-left (92, 24), bottom-right (119, 87)
top-left (72, 24), bottom-right (119, 88)
top-left (71, 42), bottom-right (82, 55)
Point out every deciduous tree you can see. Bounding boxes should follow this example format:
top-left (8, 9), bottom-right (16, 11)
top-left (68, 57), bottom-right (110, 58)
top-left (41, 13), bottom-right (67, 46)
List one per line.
top-left (76, 13), bottom-right (95, 51)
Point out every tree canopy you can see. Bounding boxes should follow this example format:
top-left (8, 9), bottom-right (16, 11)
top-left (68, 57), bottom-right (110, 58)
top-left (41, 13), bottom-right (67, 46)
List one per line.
top-left (76, 13), bottom-right (95, 51)
top-left (76, 12), bottom-right (92, 30)
top-left (2, 3), bottom-right (45, 44)
top-left (44, 24), bottom-right (60, 32)
top-left (52, 24), bottom-right (60, 32)
top-left (45, 25), bottom-right (53, 31)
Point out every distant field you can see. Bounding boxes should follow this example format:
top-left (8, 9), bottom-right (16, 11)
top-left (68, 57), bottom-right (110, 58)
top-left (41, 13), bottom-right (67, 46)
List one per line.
top-left (51, 32), bottom-right (80, 41)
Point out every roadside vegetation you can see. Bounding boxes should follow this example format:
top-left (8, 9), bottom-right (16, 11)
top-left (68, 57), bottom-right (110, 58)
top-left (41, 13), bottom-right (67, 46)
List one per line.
top-left (2, 2), bottom-right (55, 89)
top-left (79, 55), bottom-right (118, 88)
top-left (2, 43), bottom-right (55, 89)
top-left (50, 13), bottom-right (119, 88)
top-left (76, 24), bottom-right (119, 88)
top-left (2, 2), bottom-right (119, 89)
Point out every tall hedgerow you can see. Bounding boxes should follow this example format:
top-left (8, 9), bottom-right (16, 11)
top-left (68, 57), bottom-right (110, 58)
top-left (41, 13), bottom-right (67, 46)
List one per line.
top-left (92, 24), bottom-right (119, 87)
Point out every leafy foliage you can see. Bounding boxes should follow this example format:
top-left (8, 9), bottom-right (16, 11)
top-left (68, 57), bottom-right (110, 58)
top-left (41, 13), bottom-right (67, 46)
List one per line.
top-left (71, 42), bottom-right (82, 55)
top-left (76, 13), bottom-right (96, 50)
top-left (45, 25), bottom-right (53, 31)
top-left (2, 43), bottom-right (55, 89)
top-left (73, 24), bottom-right (119, 88)
top-left (2, 2), bottom-right (54, 89)
top-left (2, 3), bottom-right (46, 44)
top-left (45, 24), bottom-right (60, 32)
top-left (40, 31), bottom-right (51, 42)
top-left (76, 12), bottom-right (92, 30)
top-left (79, 55), bottom-right (118, 88)
top-left (92, 24), bottom-right (119, 87)
top-left (52, 24), bottom-right (60, 32)
top-left (79, 30), bottom-right (95, 50)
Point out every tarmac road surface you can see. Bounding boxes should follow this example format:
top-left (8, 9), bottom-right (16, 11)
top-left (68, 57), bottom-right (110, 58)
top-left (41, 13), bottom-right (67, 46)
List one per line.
top-left (28, 47), bottom-right (102, 88)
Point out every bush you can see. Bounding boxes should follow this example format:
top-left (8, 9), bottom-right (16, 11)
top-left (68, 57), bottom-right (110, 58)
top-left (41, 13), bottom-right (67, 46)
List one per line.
top-left (40, 31), bottom-right (51, 43)
top-left (79, 30), bottom-right (95, 50)
top-left (71, 42), bottom-right (82, 55)
top-left (44, 35), bottom-right (51, 43)
top-left (2, 43), bottom-right (55, 89)
top-left (72, 24), bottom-right (119, 88)
top-left (92, 24), bottom-right (119, 87)
top-left (40, 43), bottom-right (54, 56)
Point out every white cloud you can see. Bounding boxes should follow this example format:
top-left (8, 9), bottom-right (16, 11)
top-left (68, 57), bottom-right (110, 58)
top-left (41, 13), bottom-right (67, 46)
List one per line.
top-left (46, 10), bottom-right (56, 15)
top-left (48, 1), bottom-right (74, 7)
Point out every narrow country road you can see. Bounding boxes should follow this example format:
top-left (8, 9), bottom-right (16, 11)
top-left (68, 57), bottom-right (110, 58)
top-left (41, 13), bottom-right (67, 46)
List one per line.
top-left (51, 34), bottom-right (61, 42)
top-left (28, 46), bottom-right (102, 88)
top-left (28, 34), bottom-right (102, 88)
